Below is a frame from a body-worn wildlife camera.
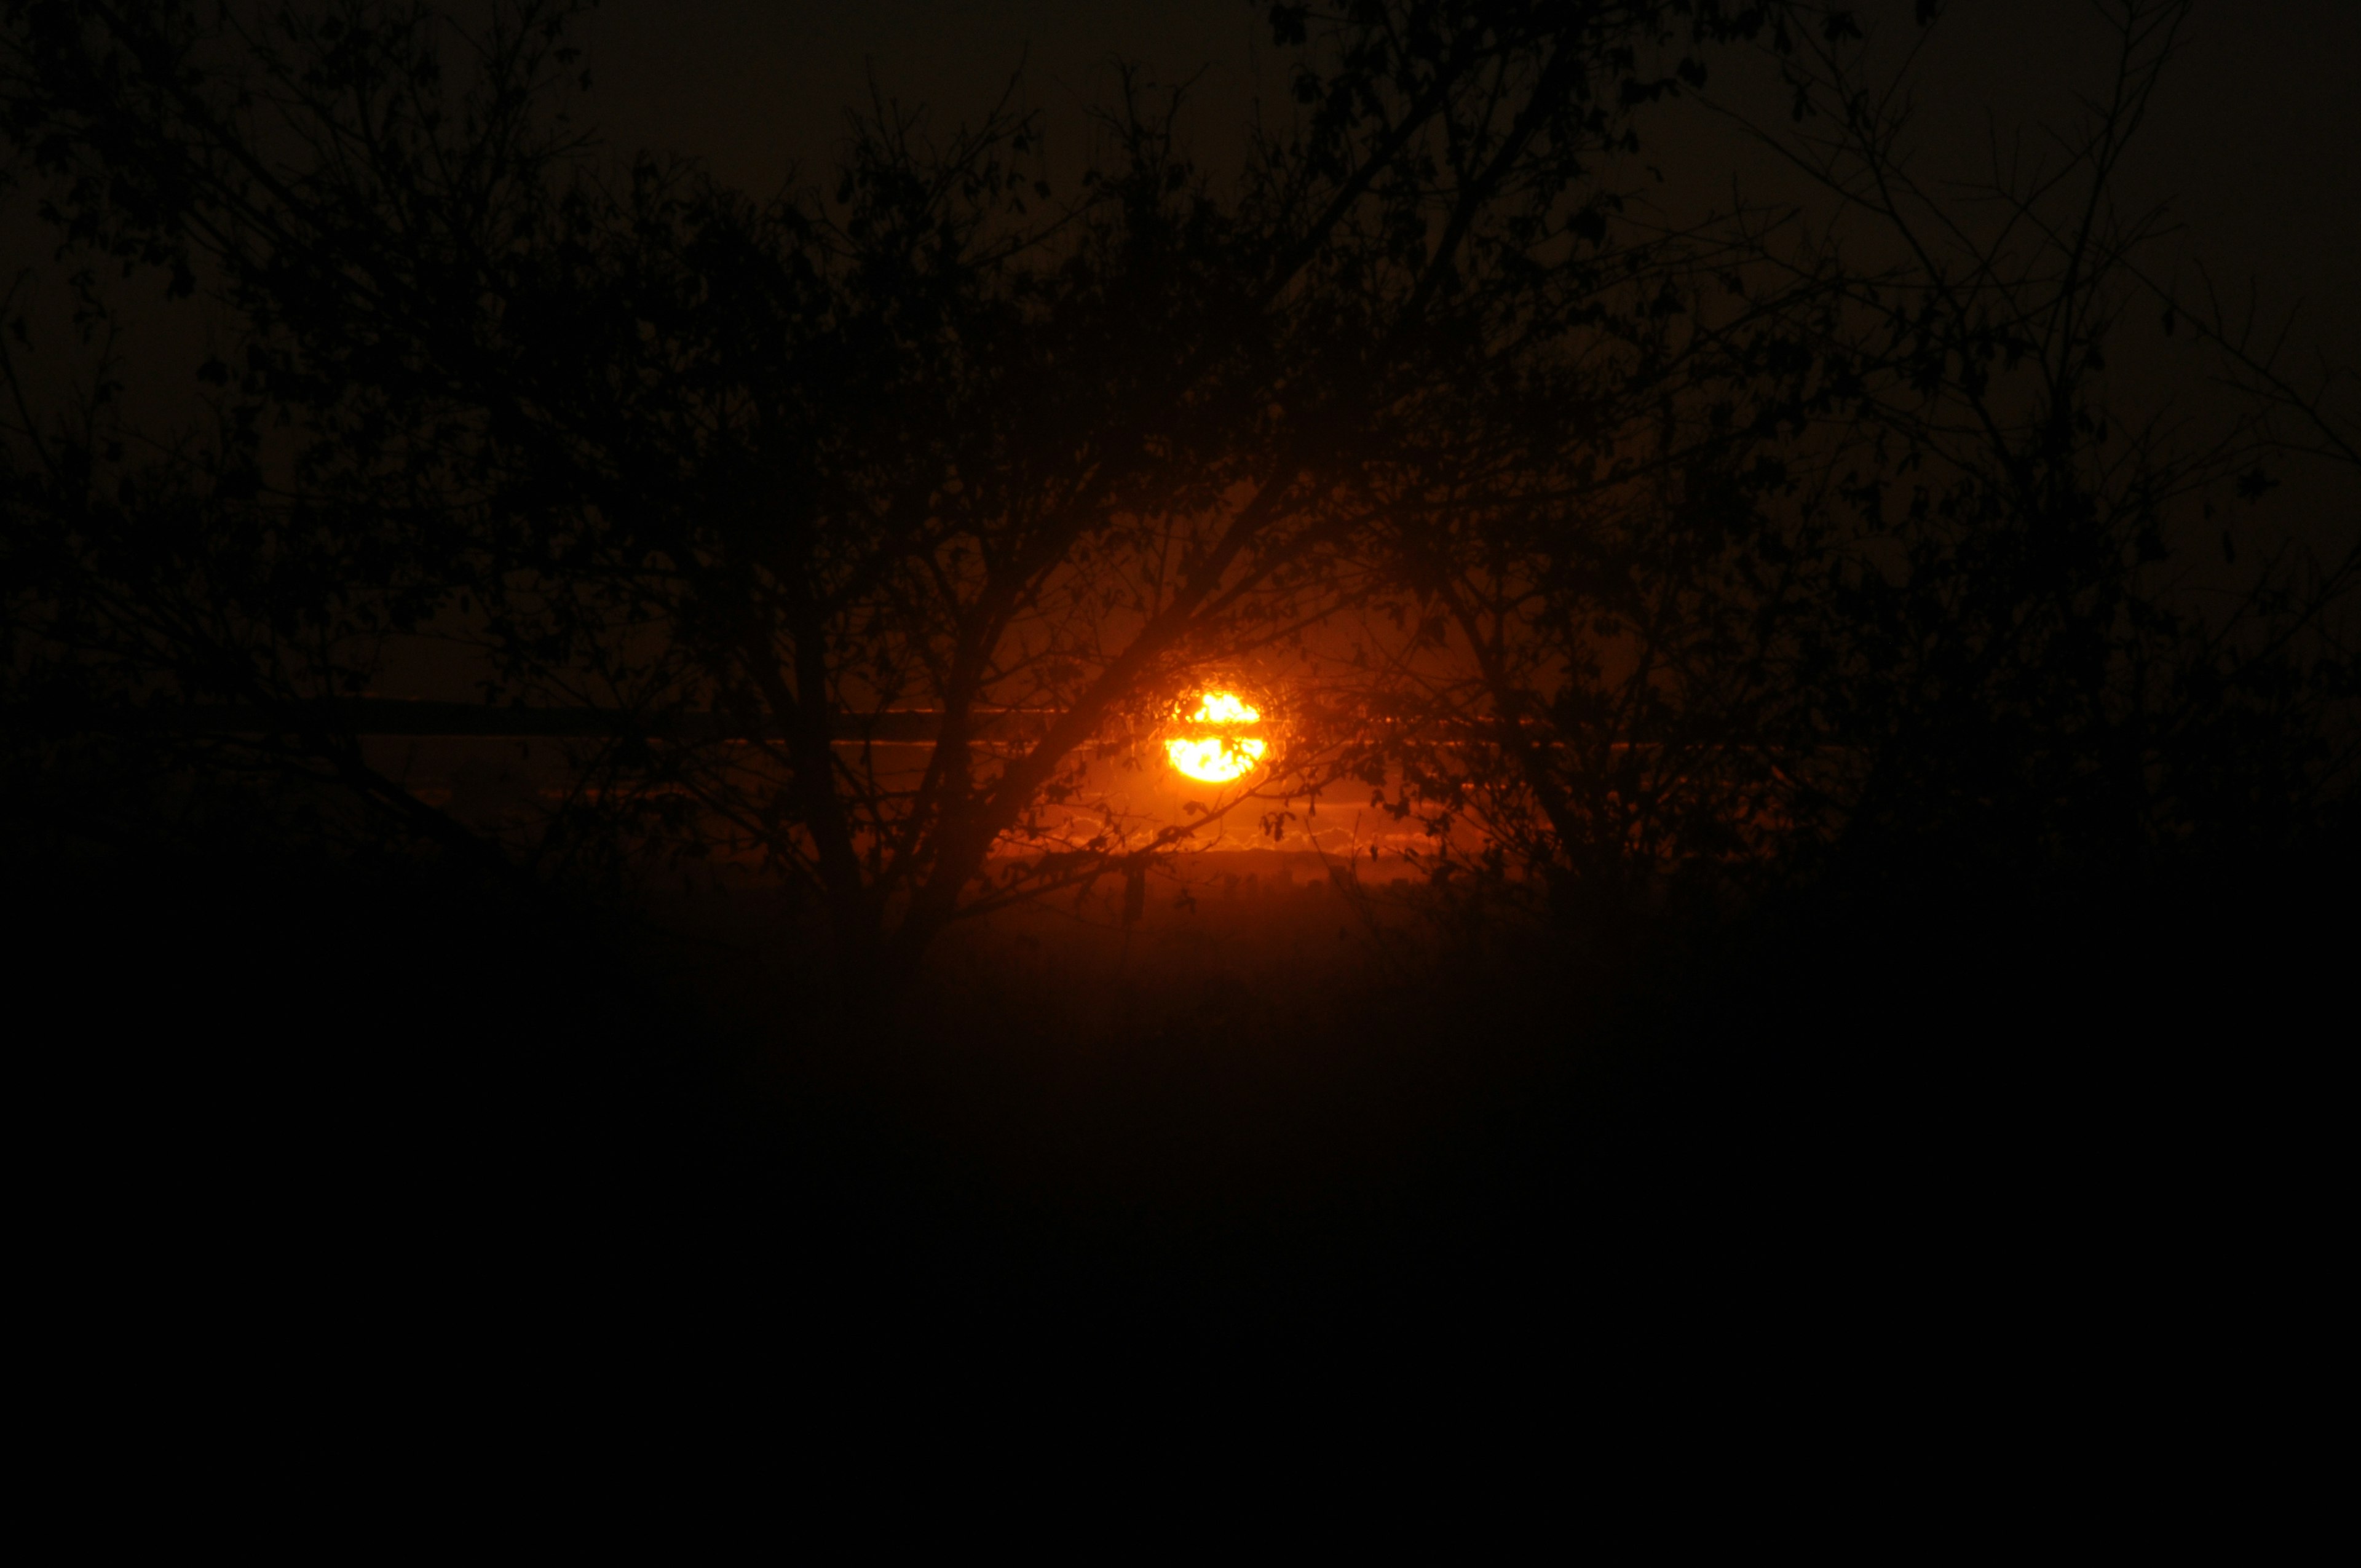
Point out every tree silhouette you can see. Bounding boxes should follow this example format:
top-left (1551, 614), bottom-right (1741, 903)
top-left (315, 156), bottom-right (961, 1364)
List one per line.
top-left (1727, 0), bottom-right (2359, 878)
top-left (3, 0), bottom-right (1791, 968)
top-left (4, 0), bottom-right (2350, 970)
top-left (1313, 0), bottom-right (2359, 916)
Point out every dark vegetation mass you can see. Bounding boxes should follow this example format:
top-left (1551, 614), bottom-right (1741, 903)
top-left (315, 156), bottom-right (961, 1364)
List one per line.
top-left (4, 1), bottom-right (2353, 1380)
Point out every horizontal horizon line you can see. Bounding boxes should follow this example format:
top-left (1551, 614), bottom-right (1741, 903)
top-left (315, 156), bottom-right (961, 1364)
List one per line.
top-left (48, 699), bottom-right (1819, 750)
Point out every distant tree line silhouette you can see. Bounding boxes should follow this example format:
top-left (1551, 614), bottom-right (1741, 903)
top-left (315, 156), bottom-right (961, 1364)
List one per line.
top-left (4, 0), bottom-right (2353, 972)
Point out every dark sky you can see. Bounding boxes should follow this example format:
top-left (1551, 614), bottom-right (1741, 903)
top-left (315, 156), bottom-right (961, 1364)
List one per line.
top-left (11, 2), bottom-right (2352, 422)
top-left (569, 0), bottom-right (1270, 192)
top-left (3, 0), bottom-right (2351, 668)
top-left (566, 0), bottom-right (2360, 366)
top-left (553, 0), bottom-right (2360, 598)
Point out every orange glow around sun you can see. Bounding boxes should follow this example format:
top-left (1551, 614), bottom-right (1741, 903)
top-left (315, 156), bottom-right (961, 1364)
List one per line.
top-left (1166, 691), bottom-right (1268, 784)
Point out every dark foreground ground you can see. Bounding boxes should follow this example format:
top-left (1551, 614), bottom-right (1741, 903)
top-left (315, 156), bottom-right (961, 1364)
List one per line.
top-left (14, 844), bottom-right (2350, 1419)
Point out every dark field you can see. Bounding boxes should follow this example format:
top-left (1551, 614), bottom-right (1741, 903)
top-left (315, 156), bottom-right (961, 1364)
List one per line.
top-left (19, 844), bottom-right (2346, 1401)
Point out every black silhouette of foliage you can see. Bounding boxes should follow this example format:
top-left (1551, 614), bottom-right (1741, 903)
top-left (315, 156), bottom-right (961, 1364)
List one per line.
top-left (1307, 0), bottom-right (2359, 921)
top-left (2, 0), bottom-right (2351, 968)
top-left (9, 2), bottom-right (2353, 1403)
top-left (1733, 0), bottom-right (2360, 878)
top-left (1, 0), bottom-right (1796, 968)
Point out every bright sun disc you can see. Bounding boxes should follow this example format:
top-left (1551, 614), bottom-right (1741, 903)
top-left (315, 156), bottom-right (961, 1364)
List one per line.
top-left (1165, 691), bottom-right (1268, 784)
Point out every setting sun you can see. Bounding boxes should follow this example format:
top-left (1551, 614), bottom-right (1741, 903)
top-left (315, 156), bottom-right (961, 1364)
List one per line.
top-left (1166, 691), bottom-right (1268, 784)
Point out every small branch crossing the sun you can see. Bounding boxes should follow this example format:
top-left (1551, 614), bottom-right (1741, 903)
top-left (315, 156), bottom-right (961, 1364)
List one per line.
top-left (1164, 691), bottom-right (1268, 785)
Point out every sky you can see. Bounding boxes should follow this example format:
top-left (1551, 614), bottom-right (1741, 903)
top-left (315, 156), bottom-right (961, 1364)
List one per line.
top-left (11, 2), bottom-right (2352, 432)
top-left (563, 0), bottom-right (2360, 365)
top-left (3, 0), bottom-right (2352, 703)
top-left (555, 0), bottom-right (2360, 592)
